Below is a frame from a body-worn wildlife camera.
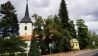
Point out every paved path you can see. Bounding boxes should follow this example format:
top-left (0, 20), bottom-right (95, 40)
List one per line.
top-left (43, 49), bottom-right (91, 56)
top-left (78, 49), bottom-right (98, 56)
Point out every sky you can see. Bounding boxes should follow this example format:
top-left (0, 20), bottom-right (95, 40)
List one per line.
top-left (0, 0), bottom-right (98, 34)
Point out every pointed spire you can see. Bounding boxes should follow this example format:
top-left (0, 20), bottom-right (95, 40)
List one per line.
top-left (25, 0), bottom-right (29, 17)
top-left (26, 0), bottom-right (28, 2)
top-left (20, 0), bottom-right (32, 23)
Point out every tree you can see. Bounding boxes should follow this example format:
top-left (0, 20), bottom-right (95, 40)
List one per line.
top-left (91, 32), bottom-right (98, 46)
top-left (59, 0), bottom-right (70, 29)
top-left (58, 0), bottom-right (72, 52)
top-left (33, 14), bottom-right (44, 36)
top-left (28, 37), bottom-right (40, 56)
top-left (87, 31), bottom-right (98, 49)
top-left (76, 19), bottom-right (89, 49)
top-left (69, 20), bottom-right (77, 38)
top-left (44, 16), bottom-right (61, 53)
top-left (0, 1), bottom-right (18, 37)
top-left (0, 36), bottom-right (26, 56)
top-left (44, 16), bottom-right (71, 52)
top-left (31, 14), bottom-right (45, 55)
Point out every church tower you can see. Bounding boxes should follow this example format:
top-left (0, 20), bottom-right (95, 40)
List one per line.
top-left (19, 0), bottom-right (32, 41)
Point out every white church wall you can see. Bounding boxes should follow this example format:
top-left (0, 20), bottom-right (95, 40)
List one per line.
top-left (19, 23), bottom-right (33, 36)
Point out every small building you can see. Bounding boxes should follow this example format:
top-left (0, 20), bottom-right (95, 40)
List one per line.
top-left (70, 38), bottom-right (80, 50)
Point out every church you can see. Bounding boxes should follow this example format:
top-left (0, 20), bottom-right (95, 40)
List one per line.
top-left (19, 0), bottom-right (33, 50)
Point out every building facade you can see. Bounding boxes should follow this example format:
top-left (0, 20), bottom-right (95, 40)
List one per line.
top-left (19, 0), bottom-right (33, 51)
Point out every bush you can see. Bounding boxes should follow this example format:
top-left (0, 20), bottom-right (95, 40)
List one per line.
top-left (86, 45), bottom-right (98, 49)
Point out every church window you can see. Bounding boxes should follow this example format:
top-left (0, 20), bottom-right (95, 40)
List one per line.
top-left (25, 26), bottom-right (27, 30)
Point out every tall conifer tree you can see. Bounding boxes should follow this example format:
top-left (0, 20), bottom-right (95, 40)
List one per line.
top-left (76, 19), bottom-right (89, 49)
top-left (59, 0), bottom-right (69, 28)
top-left (0, 1), bottom-right (18, 37)
top-left (58, 0), bottom-right (71, 52)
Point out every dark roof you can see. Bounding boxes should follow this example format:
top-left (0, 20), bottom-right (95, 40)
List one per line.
top-left (20, 1), bottom-right (32, 23)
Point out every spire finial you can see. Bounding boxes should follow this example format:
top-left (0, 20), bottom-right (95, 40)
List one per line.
top-left (26, 0), bottom-right (28, 3)
top-left (24, 0), bottom-right (29, 17)
top-left (26, 0), bottom-right (28, 2)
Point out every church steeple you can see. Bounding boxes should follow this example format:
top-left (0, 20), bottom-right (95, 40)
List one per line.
top-left (25, 0), bottom-right (29, 17)
top-left (20, 0), bottom-right (32, 23)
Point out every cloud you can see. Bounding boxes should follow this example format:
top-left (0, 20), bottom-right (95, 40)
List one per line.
top-left (67, 0), bottom-right (98, 22)
top-left (86, 22), bottom-right (98, 30)
top-left (0, 0), bottom-right (98, 34)
top-left (85, 21), bottom-right (98, 34)
top-left (30, 0), bottom-right (51, 7)
top-left (66, 0), bottom-right (98, 34)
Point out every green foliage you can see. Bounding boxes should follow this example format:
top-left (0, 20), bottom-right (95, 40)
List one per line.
top-left (76, 19), bottom-right (88, 49)
top-left (69, 20), bottom-right (77, 38)
top-left (58, 0), bottom-right (74, 52)
top-left (75, 19), bottom-right (98, 50)
top-left (86, 32), bottom-right (98, 49)
top-left (59, 0), bottom-right (69, 28)
top-left (0, 1), bottom-right (18, 37)
top-left (0, 36), bottom-right (26, 56)
top-left (28, 38), bottom-right (40, 56)
top-left (32, 14), bottom-right (72, 54)
top-left (28, 14), bottom-right (43, 56)
top-left (33, 14), bottom-right (44, 36)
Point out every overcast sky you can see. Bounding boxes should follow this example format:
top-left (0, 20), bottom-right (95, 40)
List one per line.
top-left (0, 0), bottom-right (98, 34)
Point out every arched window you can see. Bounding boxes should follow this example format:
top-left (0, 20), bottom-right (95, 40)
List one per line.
top-left (25, 26), bottom-right (27, 30)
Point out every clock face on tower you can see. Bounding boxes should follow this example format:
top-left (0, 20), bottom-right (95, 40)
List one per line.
top-left (19, 0), bottom-right (33, 41)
